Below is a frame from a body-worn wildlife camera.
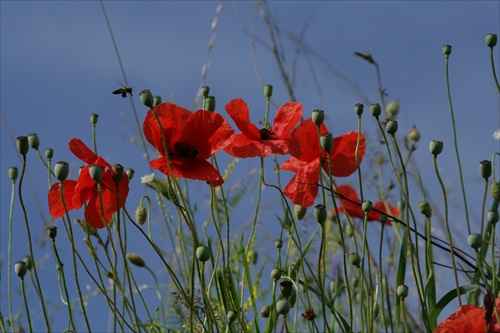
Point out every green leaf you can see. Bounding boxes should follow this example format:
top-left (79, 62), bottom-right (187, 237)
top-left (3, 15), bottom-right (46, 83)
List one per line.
top-left (430, 284), bottom-right (480, 326)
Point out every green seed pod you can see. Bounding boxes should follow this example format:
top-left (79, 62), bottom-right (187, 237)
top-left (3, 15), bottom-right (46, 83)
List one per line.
top-left (90, 113), bottom-right (99, 125)
top-left (370, 104), bottom-right (381, 118)
top-left (271, 267), bottom-right (282, 281)
top-left (362, 201), bottom-right (373, 213)
top-left (260, 305), bottom-right (271, 318)
top-left (480, 160), bottom-right (492, 181)
top-left (89, 164), bottom-right (102, 182)
top-left (227, 310), bottom-right (238, 323)
top-left (385, 120), bottom-right (398, 136)
top-left (54, 161), bottom-right (69, 181)
top-left (45, 148), bottom-right (54, 159)
top-left (196, 246), bottom-right (211, 262)
top-left (354, 103), bottom-right (364, 116)
top-left (276, 299), bottom-right (290, 316)
top-left (139, 89), bottom-right (154, 108)
top-left (201, 86), bottom-right (210, 97)
top-left (153, 96), bottom-right (162, 107)
top-left (349, 252), bottom-right (361, 267)
top-left (490, 182), bottom-right (500, 202)
top-left (418, 201), bottom-right (432, 218)
top-left (263, 84), bottom-right (273, 98)
top-left (274, 239), bottom-right (283, 249)
top-left (429, 140), bottom-right (444, 157)
top-left (135, 203), bottom-right (147, 225)
top-left (379, 214), bottom-right (388, 225)
top-left (443, 45), bottom-right (452, 56)
top-left (8, 167), bottom-right (18, 181)
top-left (488, 210), bottom-right (499, 225)
top-left (294, 205), bottom-right (307, 221)
top-left (15, 261), bottom-right (27, 278)
top-left (22, 256), bottom-right (33, 270)
top-left (314, 204), bottom-right (327, 225)
top-left (127, 253), bottom-right (146, 267)
top-left (280, 280), bottom-right (294, 299)
top-left (28, 133), bottom-right (40, 150)
top-left (320, 133), bottom-right (333, 152)
top-left (126, 168), bottom-right (135, 181)
top-left (17, 136), bottom-right (29, 156)
top-left (397, 284), bottom-right (409, 299)
top-left (408, 125), bottom-right (420, 143)
top-left (112, 164), bottom-right (124, 183)
top-left (385, 99), bottom-right (399, 119)
top-left (206, 96), bottom-right (216, 111)
top-left (486, 33), bottom-right (497, 48)
top-left (312, 109), bottom-right (325, 126)
top-left (468, 233), bottom-right (482, 251)
top-left (47, 226), bottom-right (57, 240)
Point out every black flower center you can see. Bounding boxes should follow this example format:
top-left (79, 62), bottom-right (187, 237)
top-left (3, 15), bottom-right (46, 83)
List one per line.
top-left (260, 128), bottom-right (277, 140)
top-left (174, 142), bottom-right (198, 159)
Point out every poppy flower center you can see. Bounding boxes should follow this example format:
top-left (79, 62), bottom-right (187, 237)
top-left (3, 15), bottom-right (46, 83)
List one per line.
top-left (260, 128), bottom-right (277, 140)
top-left (173, 141), bottom-right (198, 159)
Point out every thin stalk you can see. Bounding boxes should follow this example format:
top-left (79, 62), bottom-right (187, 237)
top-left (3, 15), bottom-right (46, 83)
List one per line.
top-left (20, 277), bottom-right (32, 332)
top-left (489, 46), bottom-right (500, 93)
top-left (7, 175), bottom-right (17, 333)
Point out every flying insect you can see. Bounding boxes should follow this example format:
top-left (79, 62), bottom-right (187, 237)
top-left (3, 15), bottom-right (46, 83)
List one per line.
top-left (113, 86), bottom-right (133, 98)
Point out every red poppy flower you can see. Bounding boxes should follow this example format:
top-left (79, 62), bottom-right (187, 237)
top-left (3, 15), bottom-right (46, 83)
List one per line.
top-left (333, 184), bottom-right (399, 225)
top-left (223, 98), bottom-right (302, 157)
top-left (435, 298), bottom-right (500, 333)
top-left (48, 138), bottom-right (129, 229)
top-left (142, 102), bottom-right (235, 186)
top-left (280, 118), bottom-right (365, 207)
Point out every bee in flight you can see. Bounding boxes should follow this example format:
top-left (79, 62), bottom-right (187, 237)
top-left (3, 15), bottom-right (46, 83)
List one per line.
top-left (113, 86), bottom-right (133, 98)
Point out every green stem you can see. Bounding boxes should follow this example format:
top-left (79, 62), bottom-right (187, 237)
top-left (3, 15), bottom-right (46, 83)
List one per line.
top-left (20, 277), bottom-right (32, 332)
top-left (489, 47), bottom-right (500, 93)
top-left (7, 177), bottom-right (16, 333)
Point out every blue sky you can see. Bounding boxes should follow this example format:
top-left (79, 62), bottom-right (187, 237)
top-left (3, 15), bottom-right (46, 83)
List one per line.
top-left (1, 1), bottom-right (499, 331)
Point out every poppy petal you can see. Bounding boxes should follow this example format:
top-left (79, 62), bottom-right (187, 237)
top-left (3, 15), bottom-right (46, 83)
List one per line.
top-left (287, 119), bottom-right (328, 161)
top-left (225, 99), bottom-right (261, 140)
top-left (151, 156), bottom-right (224, 187)
top-left (323, 132), bottom-right (365, 177)
top-left (272, 102), bottom-right (303, 139)
top-left (283, 160), bottom-right (320, 207)
top-left (69, 138), bottom-right (98, 164)
top-left (48, 180), bottom-right (78, 218)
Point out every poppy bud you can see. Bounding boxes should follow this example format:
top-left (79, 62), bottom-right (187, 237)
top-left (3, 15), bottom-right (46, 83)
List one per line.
top-left (379, 214), bottom-right (388, 225)
top-left (397, 284), bottom-right (409, 299)
top-left (486, 33), bottom-right (497, 48)
top-left (206, 96), bottom-right (216, 111)
top-left (274, 239), bottom-right (283, 249)
top-left (196, 246), bottom-right (211, 262)
top-left (139, 89), bottom-right (154, 108)
top-left (312, 109), bottom-right (325, 126)
top-left (370, 104), bottom-right (381, 118)
top-left (349, 252), bottom-right (361, 267)
top-left (276, 299), bottom-right (290, 316)
top-left (47, 226), bottom-right (57, 240)
top-left (480, 160), bottom-right (492, 181)
top-left (17, 136), bottom-right (29, 156)
top-left (54, 161), bottom-right (69, 181)
top-left (135, 203), bottom-right (147, 225)
top-left (443, 45), bottom-right (452, 56)
top-left (280, 280), bottom-right (294, 298)
top-left (294, 205), bottom-right (307, 220)
top-left (264, 84), bottom-right (273, 98)
top-left (314, 204), bottom-right (327, 225)
top-left (9, 167), bottom-right (18, 181)
top-left (153, 96), bottom-right (162, 107)
top-left (45, 148), bottom-right (54, 159)
top-left (408, 125), bottom-right (420, 143)
top-left (362, 201), bottom-right (373, 213)
top-left (491, 182), bottom-right (500, 202)
top-left (112, 164), bottom-right (124, 183)
top-left (127, 253), bottom-right (146, 267)
top-left (418, 201), bottom-right (432, 218)
top-left (271, 267), bottom-right (282, 281)
top-left (126, 168), bottom-right (135, 181)
top-left (429, 140), bottom-right (444, 157)
top-left (468, 233), bottom-right (482, 250)
top-left (354, 103), bottom-right (364, 116)
top-left (260, 305), bottom-right (271, 318)
top-left (386, 120), bottom-right (398, 136)
top-left (488, 210), bottom-right (499, 225)
top-left (201, 86), bottom-right (210, 97)
top-left (22, 256), bottom-right (33, 270)
top-left (227, 310), bottom-right (238, 323)
top-left (320, 133), bottom-right (333, 152)
top-left (15, 261), bottom-right (27, 278)
top-left (385, 99), bottom-right (399, 119)
top-left (89, 164), bottom-right (102, 182)
top-left (28, 133), bottom-right (40, 149)
top-left (90, 113), bottom-right (99, 125)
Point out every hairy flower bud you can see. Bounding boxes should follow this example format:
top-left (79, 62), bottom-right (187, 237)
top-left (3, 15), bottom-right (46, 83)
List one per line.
top-left (264, 84), bottom-right (273, 98)
top-left (443, 45), bottom-right (452, 56)
top-left (386, 120), bottom-right (398, 136)
top-left (429, 140), bottom-right (444, 157)
top-left (385, 99), bottom-right (399, 119)
top-left (480, 160), bottom-right (492, 181)
top-left (314, 204), bottom-right (327, 225)
top-left (127, 253), bottom-right (146, 267)
top-left (9, 167), bottom-right (18, 181)
top-left (486, 33), bottom-right (497, 48)
top-left (90, 113), bottom-right (99, 125)
top-left (370, 104), bottom-right (382, 118)
top-left (135, 203), bottom-right (147, 225)
top-left (354, 103), bottom-right (364, 116)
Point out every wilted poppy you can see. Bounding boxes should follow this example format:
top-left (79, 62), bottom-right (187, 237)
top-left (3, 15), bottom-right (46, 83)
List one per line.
top-left (143, 102), bottom-right (234, 186)
top-left (333, 184), bottom-right (399, 225)
top-left (280, 118), bottom-right (365, 207)
top-left (224, 98), bottom-right (302, 158)
top-left (435, 298), bottom-right (500, 333)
